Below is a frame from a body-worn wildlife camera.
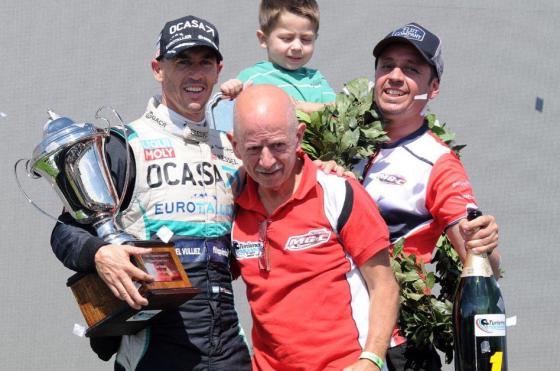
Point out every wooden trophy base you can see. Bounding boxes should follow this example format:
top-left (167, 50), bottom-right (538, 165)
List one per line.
top-left (66, 241), bottom-right (200, 337)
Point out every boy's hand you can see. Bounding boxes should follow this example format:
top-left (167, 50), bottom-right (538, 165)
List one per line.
top-left (294, 100), bottom-right (327, 113)
top-left (313, 159), bottom-right (356, 179)
top-left (220, 79), bottom-right (244, 100)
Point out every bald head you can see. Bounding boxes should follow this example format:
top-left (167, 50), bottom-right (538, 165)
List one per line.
top-left (233, 85), bottom-right (297, 141)
top-left (231, 85), bottom-right (306, 194)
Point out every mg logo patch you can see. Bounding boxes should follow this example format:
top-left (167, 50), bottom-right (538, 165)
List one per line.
top-left (285, 228), bottom-right (331, 251)
top-left (377, 173), bottom-right (406, 185)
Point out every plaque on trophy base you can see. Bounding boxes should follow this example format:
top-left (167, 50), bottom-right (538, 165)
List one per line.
top-left (67, 241), bottom-right (200, 337)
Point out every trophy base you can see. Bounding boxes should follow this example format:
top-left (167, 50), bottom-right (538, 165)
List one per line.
top-left (67, 242), bottom-right (200, 337)
top-left (82, 286), bottom-right (200, 337)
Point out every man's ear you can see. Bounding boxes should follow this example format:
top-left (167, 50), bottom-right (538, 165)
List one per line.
top-left (257, 30), bottom-right (267, 49)
top-left (151, 59), bottom-right (163, 83)
top-left (230, 135), bottom-right (241, 159)
top-left (428, 78), bottom-right (440, 100)
top-left (295, 122), bottom-right (307, 147)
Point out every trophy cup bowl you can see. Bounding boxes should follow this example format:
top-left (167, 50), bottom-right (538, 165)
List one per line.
top-left (24, 110), bottom-right (200, 337)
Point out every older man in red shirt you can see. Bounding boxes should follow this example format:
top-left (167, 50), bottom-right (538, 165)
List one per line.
top-left (229, 84), bottom-right (400, 371)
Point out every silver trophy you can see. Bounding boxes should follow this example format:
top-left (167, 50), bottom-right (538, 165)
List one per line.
top-left (15, 108), bottom-right (198, 337)
top-left (20, 109), bottom-right (133, 243)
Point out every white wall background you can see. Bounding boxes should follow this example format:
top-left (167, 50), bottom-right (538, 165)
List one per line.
top-left (1, 1), bottom-right (558, 370)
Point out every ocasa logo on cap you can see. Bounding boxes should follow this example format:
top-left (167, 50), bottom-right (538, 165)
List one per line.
top-left (392, 24), bottom-right (425, 42)
top-left (169, 19), bottom-right (215, 37)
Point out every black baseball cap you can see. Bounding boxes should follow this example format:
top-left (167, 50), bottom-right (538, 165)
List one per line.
top-left (155, 15), bottom-right (222, 61)
top-left (373, 22), bottom-right (443, 79)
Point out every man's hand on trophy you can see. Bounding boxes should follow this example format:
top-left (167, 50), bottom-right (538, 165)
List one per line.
top-left (95, 244), bottom-right (155, 309)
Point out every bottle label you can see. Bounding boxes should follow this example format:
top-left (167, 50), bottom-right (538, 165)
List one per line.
top-left (461, 253), bottom-right (493, 277)
top-left (474, 314), bottom-right (506, 337)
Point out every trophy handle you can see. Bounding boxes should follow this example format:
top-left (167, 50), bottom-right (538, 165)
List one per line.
top-left (206, 92), bottom-right (222, 130)
top-left (206, 92), bottom-right (236, 132)
top-left (13, 158), bottom-right (63, 223)
top-left (94, 106), bottom-right (131, 213)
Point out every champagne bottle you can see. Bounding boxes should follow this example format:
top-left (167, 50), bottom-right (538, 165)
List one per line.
top-left (453, 208), bottom-right (507, 371)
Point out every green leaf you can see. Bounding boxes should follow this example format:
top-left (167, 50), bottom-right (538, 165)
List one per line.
top-left (426, 272), bottom-right (436, 289)
top-left (438, 132), bottom-right (456, 143)
top-left (403, 270), bottom-right (420, 282)
top-left (360, 126), bottom-right (384, 139)
top-left (335, 92), bottom-right (352, 114)
top-left (344, 77), bottom-right (370, 98)
top-left (393, 239), bottom-right (404, 256)
top-left (346, 116), bottom-right (358, 130)
top-left (297, 110), bottom-right (311, 123)
top-left (340, 128), bottom-right (359, 151)
top-left (407, 293), bottom-right (424, 301)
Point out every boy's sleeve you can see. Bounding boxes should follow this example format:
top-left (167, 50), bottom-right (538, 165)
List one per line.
top-left (317, 71), bottom-right (336, 103)
top-left (236, 66), bottom-right (254, 83)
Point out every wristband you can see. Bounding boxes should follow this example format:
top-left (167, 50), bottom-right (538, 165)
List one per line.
top-left (359, 351), bottom-right (384, 369)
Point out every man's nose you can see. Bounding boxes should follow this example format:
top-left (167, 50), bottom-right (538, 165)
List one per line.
top-left (259, 147), bottom-right (276, 168)
top-left (387, 67), bottom-right (404, 81)
top-left (189, 64), bottom-right (205, 78)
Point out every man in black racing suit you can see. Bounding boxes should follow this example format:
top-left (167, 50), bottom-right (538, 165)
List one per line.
top-left (50, 15), bottom-right (251, 371)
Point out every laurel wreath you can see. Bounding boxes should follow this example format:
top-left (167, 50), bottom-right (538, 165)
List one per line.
top-left (298, 77), bottom-right (465, 364)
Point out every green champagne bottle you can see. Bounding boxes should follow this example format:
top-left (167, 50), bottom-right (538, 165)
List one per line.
top-left (453, 208), bottom-right (507, 371)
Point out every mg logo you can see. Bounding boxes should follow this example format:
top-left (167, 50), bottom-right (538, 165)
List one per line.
top-left (285, 228), bottom-right (331, 251)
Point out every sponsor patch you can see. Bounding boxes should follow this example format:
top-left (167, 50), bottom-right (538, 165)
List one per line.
top-left (175, 246), bottom-right (202, 256)
top-left (377, 173), bottom-right (406, 185)
top-left (392, 24), bottom-right (425, 41)
top-left (212, 245), bottom-right (229, 258)
top-left (460, 194), bottom-right (476, 201)
top-left (233, 240), bottom-right (262, 260)
top-left (474, 314), bottom-right (506, 337)
top-left (145, 111), bottom-right (169, 128)
top-left (144, 147), bottom-right (176, 161)
top-left (154, 200), bottom-right (232, 217)
top-left (140, 138), bottom-right (173, 149)
top-left (451, 180), bottom-right (472, 189)
top-left (285, 228), bottom-right (331, 251)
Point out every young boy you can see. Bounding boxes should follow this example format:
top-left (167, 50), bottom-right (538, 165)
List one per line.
top-left (221, 0), bottom-right (335, 113)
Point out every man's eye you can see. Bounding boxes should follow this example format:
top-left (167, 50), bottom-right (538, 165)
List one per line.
top-left (247, 147), bottom-right (261, 154)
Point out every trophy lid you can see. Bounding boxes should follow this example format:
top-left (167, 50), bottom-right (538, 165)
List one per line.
top-left (31, 110), bottom-right (107, 168)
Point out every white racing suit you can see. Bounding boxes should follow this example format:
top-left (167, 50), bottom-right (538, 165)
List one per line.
top-left (51, 96), bottom-right (250, 371)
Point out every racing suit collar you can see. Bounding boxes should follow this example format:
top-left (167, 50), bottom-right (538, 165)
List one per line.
top-left (144, 95), bottom-right (209, 142)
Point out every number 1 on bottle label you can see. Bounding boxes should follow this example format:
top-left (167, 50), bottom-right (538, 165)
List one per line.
top-left (490, 351), bottom-right (503, 371)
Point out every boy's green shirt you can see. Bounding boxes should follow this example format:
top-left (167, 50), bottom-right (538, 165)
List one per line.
top-left (237, 61), bottom-right (335, 103)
